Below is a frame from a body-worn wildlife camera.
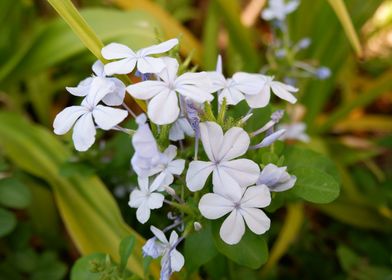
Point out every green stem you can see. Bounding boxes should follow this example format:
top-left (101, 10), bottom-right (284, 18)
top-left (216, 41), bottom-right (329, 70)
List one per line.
top-left (165, 200), bottom-right (195, 216)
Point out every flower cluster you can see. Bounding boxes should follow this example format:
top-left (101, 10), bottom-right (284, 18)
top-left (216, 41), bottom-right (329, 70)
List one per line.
top-left (53, 37), bottom-right (303, 278)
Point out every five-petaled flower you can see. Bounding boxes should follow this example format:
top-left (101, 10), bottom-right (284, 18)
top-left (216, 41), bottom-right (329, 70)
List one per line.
top-left (128, 177), bottom-right (165, 224)
top-left (66, 60), bottom-right (126, 106)
top-left (152, 145), bottom-right (186, 187)
top-left (199, 184), bottom-right (271, 244)
top-left (126, 57), bottom-right (217, 125)
top-left (101, 38), bottom-right (179, 75)
top-left (186, 122), bottom-right (260, 199)
top-left (145, 226), bottom-right (184, 280)
top-left (53, 77), bottom-right (128, 151)
top-left (239, 74), bottom-right (298, 108)
top-left (261, 0), bottom-right (300, 21)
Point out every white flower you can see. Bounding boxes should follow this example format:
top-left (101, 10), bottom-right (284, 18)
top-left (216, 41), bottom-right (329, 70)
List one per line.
top-left (199, 185), bottom-right (271, 245)
top-left (149, 226), bottom-right (185, 279)
top-left (186, 122), bottom-right (260, 199)
top-left (128, 177), bottom-right (165, 224)
top-left (66, 60), bottom-right (126, 106)
top-left (152, 145), bottom-right (185, 187)
top-left (131, 114), bottom-right (161, 177)
top-left (210, 72), bottom-right (263, 106)
top-left (278, 122), bottom-right (310, 142)
top-left (209, 56), bottom-right (262, 106)
top-left (257, 163), bottom-right (296, 192)
top-left (235, 74), bottom-right (298, 108)
top-left (169, 117), bottom-right (194, 141)
top-left (261, 0), bottom-right (300, 21)
top-left (126, 57), bottom-right (216, 125)
top-left (101, 38), bottom-right (179, 75)
top-left (53, 78), bottom-right (128, 151)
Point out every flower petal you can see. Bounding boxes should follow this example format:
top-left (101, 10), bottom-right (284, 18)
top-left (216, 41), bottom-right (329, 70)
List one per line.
top-left (272, 175), bottom-right (296, 192)
top-left (163, 145), bottom-right (177, 161)
top-left (219, 209), bottom-right (245, 245)
top-left (218, 87), bottom-right (245, 105)
top-left (258, 163), bottom-right (286, 186)
top-left (132, 122), bottom-right (159, 158)
top-left (170, 249), bottom-right (185, 272)
top-left (169, 230), bottom-right (179, 245)
top-left (198, 193), bottom-right (234, 219)
top-left (150, 172), bottom-right (166, 191)
top-left (136, 202), bottom-right (151, 224)
top-left (92, 60), bottom-right (105, 77)
top-left (199, 122), bottom-right (223, 161)
top-left (101, 78), bottom-right (126, 106)
top-left (92, 105), bottom-right (127, 130)
top-left (219, 159), bottom-right (260, 188)
top-left (138, 177), bottom-right (149, 192)
top-left (148, 90), bottom-right (180, 125)
top-left (212, 167), bottom-right (243, 202)
top-left (128, 189), bottom-right (146, 208)
top-left (218, 127), bottom-right (250, 161)
top-left (241, 185), bottom-right (271, 208)
top-left (66, 77), bottom-right (92, 97)
top-left (72, 112), bottom-right (96, 151)
top-left (138, 38), bottom-right (179, 56)
top-left (137, 56), bottom-right (167, 74)
top-left (245, 84), bottom-right (271, 108)
top-left (151, 226), bottom-right (168, 244)
top-left (186, 161), bottom-right (215, 191)
top-left (127, 80), bottom-right (167, 100)
top-left (167, 159), bottom-right (185, 175)
top-left (104, 58), bottom-right (137, 75)
top-left (83, 77), bottom-right (116, 107)
top-left (53, 106), bottom-right (88, 135)
top-left (232, 72), bottom-right (265, 95)
top-left (147, 193), bottom-right (164, 209)
top-left (101, 43), bottom-right (135, 59)
top-left (241, 208), bottom-right (270, 235)
top-left (270, 81), bottom-right (298, 104)
top-left (158, 57), bottom-right (179, 83)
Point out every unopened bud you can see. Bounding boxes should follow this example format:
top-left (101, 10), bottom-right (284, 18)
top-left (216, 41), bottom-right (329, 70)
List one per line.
top-left (164, 186), bottom-right (176, 196)
top-left (193, 222), bottom-right (202, 231)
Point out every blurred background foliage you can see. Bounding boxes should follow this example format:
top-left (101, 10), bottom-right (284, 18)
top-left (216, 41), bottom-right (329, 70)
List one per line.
top-left (0, 0), bottom-right (391, 279)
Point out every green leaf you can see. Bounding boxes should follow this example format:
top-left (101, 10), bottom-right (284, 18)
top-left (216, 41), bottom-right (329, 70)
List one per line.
top-left (71, 253), bottom-right (106, 280)
top-left (327, 0), bottom-right (362, 57)
top-left (32, 251), bottom-right (68, 280)
top-left (184, 223), bottom-right (218, 272)
top-left (284, 146), bottom-right (340, 182)
top-left (7, 8), bottom-right (160, 82)
top-left (337, 245), bottom-right (361, 272)
top-left (212, 221), bottom-right (268, 269)
top-left (0, 207), bottom-right (17, 237)
top-left (316, 200), bottom-right (392, 232)
top-left (0, 177), bottom-right (31, 209)
top-left (0, 112), bottom-right (160, 278)
top-left (46, 0), bottom-right (105, 61)
top-left (119, 235), bottom-right (136, 273)
top-left (290, 167), bottom-right (340, 204)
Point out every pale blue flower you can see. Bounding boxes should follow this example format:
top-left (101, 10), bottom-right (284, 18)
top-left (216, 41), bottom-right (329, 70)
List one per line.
top-left (262, 0), bottom-right (300, 21)
top-left (257, 163), bottom-right (296, 192)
